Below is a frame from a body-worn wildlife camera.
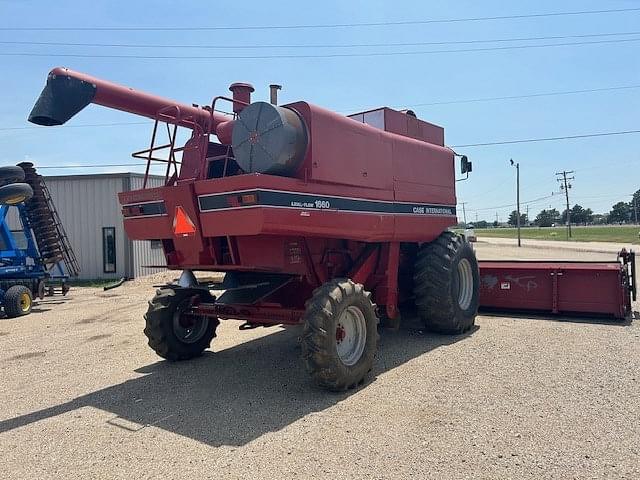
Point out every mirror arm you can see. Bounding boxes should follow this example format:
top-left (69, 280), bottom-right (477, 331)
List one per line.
top-left (449, 147), bottom-right (472, 176)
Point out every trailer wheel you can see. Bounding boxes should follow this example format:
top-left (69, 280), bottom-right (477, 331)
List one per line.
top-left (144, 288), bottom-right (219, 361)
top-left (37, 280), bottom-right (46, 300)
top-left (413, 231), bottom-right (479, 334)
top-left (0, 183), bottom-right (33, 205)
top-left (301, 279), bottom-right (379, 391)
top-left (4, 285), bottom-right (33, 318)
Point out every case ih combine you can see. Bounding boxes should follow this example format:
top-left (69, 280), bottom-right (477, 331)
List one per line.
top-left (28, 68), bottom-right (635, 391)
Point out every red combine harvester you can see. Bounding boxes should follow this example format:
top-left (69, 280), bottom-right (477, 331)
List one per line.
top-left (28, 68), bottom-right (635, 390)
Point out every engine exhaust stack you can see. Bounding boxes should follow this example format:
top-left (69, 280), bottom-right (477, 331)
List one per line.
top-left (269, 84), bottom-right (282, 105)
top-left (229, 82), bottom-right (254, 114)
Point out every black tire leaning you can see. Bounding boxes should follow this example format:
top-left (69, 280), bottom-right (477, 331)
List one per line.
top-left (0, 166), bottom-right (25, 188)
top-left (144, 287), bottom-right (219, 361)
top-left (301, 278), bottom-right (379, 391)
top-left (37, 280), bottom-right (46, 300)
top-left (0, 183), bottom-right (33, 205)
top-left (4, 285), bottom-right (33, 318)
top-left (413, 231), bottom-right (479, 334)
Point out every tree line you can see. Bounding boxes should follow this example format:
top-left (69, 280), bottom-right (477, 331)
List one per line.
top-left (470, 188), bottom-right (639, 228)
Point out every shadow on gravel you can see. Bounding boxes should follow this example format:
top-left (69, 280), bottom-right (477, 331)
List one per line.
top-left (0, 323), bottom-right (474, 446)
top-left (0, 299), bottom-right (71, 319)
top-left (0, 307), bottom-right (52, 319)
top-left (480, 309), bottom-right (636, 327)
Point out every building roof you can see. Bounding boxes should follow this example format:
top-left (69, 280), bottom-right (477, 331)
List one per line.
top-left (43, 172), bottom-right (165, 181)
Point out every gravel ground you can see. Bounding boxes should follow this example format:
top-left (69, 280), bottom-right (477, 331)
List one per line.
top-left (0, 241), bottom-right (638, 479)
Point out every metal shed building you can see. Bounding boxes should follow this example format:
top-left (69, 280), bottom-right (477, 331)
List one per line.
top-left (14, 172), bottom-right (167, 280)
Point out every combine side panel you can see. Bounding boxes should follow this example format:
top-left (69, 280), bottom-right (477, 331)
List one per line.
top-left (479, 256), bottom-right (635, 320)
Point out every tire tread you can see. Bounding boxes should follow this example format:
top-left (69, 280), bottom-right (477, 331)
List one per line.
top-left (412, 232), bottom-right (478, 334)
top-left (301, 278), bottom-right (379, 391)
top-left (143, 287), bottom-right (219, 361)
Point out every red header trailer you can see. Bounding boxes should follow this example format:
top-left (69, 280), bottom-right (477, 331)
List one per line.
top-left (479, 250), bottom-right (636, 320)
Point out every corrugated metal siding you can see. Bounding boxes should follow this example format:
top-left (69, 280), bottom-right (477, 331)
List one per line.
top-left (45, 176), bottom-right (126, 280)
top-left (128, 175), bottom-right (167, 277)
top-left (132, 240), bottom-right (166, 277)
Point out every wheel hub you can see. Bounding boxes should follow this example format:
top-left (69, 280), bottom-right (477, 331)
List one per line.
top-left (336, 325), bottom-right (346, 343)
top-left (172, 298), bottom-right (209, 344)
top-left (335, 305), bottom-right (367, 366)
top-left (19, 292), bottom-right (31, 312)
top-left (456, 258), bottom-right (474, 311)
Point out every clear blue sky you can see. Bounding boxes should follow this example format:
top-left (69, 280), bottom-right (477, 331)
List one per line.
top-left (0, 0), bottom-right (638, 221)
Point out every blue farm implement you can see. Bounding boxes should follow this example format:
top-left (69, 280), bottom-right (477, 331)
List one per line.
top-left (0, 163), bottom-right (78, 317)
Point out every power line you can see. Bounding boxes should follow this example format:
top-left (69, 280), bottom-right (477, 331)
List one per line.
top-left (470, 193), bottom-right (632, 218)
top-left (35, 159), bottom-right (633, 177)
top-left (573, 159), bottom-right (640, 173)
top-left (1, 7), bottom-right (638, 31)
top-left (0, 121), bottom-right (147, 131)
top-left (36, 164), bottom-right (146, 169)
top-left (2, 38), bottom-right (639, 60)
top-left (572, 193), bottom-right (632, 200)
top-left (2, 84), bottom-right (637, 133)
top-left (450, 130), bottom-right (640, 148)
top-left (344, 84), bottom-right (640, 112)
top-left (2, 31), bottom-right (638, 49)
top-left (457, 175), bottom-right (512, 200)
top-left (6, 125), bottom-right (640, 150)
top-left (464, 194), bottom-right (558, 212)
top-left (556, 171), bottom-right (575, 239)
top-left (397, 85), bottom-right (640, 108)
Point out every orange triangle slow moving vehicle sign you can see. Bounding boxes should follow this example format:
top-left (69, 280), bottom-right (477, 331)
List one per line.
top-left (173, 206), bottom-right (197, 236)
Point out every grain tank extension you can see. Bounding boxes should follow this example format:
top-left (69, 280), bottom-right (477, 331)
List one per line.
top-left (29, 67), bottom-right (478, 390)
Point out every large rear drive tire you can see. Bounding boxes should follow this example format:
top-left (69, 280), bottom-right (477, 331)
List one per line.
top-left (413, 231), bottom-right (479, 334)
top-left (301, 279), bottom-right (379, 391)
top-left (144, 288), bottom-right (219, 361)
top-left (4, 285), bottom-right (33, 318)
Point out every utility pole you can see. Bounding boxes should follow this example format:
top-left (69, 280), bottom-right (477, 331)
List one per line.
top-left (510, 159), bottom-right (521, 247)
top-left (460, 202), bottom-right (467, 225)
top-left (555, 170), bottom-right (575, 240)
top-left (633, 196), bottom-right (638, 224)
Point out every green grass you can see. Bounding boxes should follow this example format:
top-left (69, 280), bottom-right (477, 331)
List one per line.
top-left (473, 225), bottom-right (640, 244)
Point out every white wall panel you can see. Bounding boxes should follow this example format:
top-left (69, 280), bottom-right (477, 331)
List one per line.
top-left (7, 173), bottom-right (168, 280)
